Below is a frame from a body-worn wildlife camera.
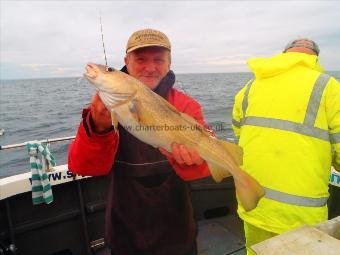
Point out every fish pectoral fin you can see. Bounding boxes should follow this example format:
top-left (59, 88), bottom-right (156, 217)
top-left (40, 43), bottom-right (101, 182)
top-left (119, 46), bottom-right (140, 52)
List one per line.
top-left (218, 140), bottom-right (243, 165)
top-left (207, 161), bottom-right (232, 183)
top-left (111, 111), bottom-right (118, 130)
top-left (99, 91), bottom-right (134, 109)
top-left (128, 99), bottom-right (140, 123)
top-left (234, 170), bottom-right (265, 212)
top-left (110, 90), bottom-right (138, 109)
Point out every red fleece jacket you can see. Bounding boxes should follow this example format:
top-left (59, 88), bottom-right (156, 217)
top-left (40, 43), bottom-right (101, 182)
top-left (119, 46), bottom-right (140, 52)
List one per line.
top-left (68, 88), bottom-right (211, 181)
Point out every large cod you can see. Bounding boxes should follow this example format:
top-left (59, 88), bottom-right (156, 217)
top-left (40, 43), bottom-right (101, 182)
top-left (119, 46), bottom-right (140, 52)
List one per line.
top-left (84, 63), bottom-right (264, 211)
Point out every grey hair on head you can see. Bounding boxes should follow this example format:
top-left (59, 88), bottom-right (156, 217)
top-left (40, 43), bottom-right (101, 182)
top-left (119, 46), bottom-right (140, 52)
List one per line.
top-left (283, 38), bottom-right (320, 55)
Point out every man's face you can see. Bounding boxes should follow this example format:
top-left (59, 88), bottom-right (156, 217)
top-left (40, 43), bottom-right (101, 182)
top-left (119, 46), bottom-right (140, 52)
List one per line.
top-left (125, 47), bottom-right (171, 89)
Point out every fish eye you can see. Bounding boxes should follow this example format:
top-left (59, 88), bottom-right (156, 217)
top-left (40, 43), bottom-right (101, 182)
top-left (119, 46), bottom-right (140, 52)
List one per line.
top-left (106, 67), bottom-right (114, 72)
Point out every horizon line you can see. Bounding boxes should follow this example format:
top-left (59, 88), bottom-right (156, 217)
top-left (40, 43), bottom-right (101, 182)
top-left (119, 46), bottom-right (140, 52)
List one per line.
top-left (2, 70), bottom-right (340, 81)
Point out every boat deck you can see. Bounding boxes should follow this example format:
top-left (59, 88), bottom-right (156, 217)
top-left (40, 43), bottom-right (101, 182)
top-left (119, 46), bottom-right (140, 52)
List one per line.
top-left (197, 215), bottom-right (246, 255)
top-left (95, 215), bottom-right (246, 255)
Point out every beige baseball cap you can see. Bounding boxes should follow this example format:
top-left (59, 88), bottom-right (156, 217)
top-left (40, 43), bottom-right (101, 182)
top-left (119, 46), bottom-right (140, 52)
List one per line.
top-left (126, 28), bottom-right (171, 53)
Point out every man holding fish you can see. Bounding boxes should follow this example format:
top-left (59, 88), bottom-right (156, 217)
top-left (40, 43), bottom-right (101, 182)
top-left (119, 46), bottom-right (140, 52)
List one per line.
top-left (69, 29), bottom-right (213, 255)
top-left (69, 28), bottom-right (263, 254)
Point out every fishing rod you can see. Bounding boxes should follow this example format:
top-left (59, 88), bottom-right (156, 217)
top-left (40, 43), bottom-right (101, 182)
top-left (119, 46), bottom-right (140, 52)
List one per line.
top-left (0, 136), bottom-right (75, 151)
top-left (100, 13), bottom-right (108, 67)
top-left (99, 13), bottom-right (113, 72)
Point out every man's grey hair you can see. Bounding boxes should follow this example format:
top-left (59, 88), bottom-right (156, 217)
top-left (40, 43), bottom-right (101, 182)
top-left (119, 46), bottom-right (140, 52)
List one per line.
top-left (283, 38), bottom-right (320, 55)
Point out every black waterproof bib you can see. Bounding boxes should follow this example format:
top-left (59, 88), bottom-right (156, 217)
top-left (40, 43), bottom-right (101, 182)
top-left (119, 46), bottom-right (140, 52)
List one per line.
top-left (105, 68), bottom-right (196, 255)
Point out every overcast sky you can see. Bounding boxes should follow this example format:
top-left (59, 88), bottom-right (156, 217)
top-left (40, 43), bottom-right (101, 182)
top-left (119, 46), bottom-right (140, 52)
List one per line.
top-left (1, 1), bottom-right (339, 79)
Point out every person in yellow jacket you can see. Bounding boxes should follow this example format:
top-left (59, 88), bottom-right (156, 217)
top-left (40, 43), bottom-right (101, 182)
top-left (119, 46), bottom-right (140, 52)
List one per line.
top-left (232, 38), bottom-right (340, 255)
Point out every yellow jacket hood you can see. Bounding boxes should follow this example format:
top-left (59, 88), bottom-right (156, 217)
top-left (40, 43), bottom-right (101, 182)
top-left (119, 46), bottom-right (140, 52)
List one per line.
top-left (247, 52), bottom-right (324, 79)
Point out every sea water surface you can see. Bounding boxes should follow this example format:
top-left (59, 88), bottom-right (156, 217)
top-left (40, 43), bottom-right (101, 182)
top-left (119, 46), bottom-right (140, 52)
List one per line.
top-left (1, 72), bottom-right (339, 178)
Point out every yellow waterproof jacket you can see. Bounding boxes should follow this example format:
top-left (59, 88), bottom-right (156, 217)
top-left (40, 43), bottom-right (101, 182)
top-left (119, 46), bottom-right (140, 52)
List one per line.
top-left (232, 52), bottom-right (340, 234)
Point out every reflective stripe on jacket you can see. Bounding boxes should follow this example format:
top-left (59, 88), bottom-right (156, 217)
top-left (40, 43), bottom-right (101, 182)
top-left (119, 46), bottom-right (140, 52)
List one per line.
top-left (232, 52), bottom-right (340, 233)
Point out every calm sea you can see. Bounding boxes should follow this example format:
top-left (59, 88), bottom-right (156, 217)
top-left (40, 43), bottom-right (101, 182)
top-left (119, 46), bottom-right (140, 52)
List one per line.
top-left (1, 72), bottom-right (339, 178)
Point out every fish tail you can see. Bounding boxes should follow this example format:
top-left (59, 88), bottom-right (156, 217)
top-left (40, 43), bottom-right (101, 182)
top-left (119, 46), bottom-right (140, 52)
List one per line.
top-left (234, 169), bottom-right (265, 211)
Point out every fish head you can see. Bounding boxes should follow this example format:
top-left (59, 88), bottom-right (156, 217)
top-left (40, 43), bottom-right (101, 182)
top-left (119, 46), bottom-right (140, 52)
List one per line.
top-left (84, 63), bottom-right (115, 88)
top-left (84, 63), bottom-right (137, 109)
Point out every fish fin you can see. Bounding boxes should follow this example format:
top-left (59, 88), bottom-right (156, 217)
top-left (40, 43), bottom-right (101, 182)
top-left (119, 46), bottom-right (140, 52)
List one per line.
top-left (128, 99), bottom-right (140, 123)
top-left (146, 90), bottom-right (213, 137)
top-left (208, 154), bottom-right (264, 211)
top-left (218, 140), bottom-right (243, 165)
top-left (99, 90), bottom-right (136, 109)
top-left (143, 88), bottom-right (181, 115)
top-left (233, 169), bottom-right (265, 212)
top-left (206, 161), bottom-right (232, 183)
top-left (111, 111), bottom-right (118, 130)
top-left (158, 96), bottom-right (181, 115)
top-left (110, 90), bottom-right (138, 109)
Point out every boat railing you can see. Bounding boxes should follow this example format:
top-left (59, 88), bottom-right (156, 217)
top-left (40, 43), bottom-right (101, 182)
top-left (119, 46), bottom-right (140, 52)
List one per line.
top-left (0, 136), bottom-right (101, 255)
top-left (0, 136), bottom-right (90, 201)
top-left (0, 135), bottom-right (76, 151)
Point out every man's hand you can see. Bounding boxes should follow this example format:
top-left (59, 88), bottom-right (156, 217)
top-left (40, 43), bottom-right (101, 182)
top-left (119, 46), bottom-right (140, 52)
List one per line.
top-left (90, 93), bottom-right (112, 134)
top-left (159, 143), bottom-right (204, 166)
